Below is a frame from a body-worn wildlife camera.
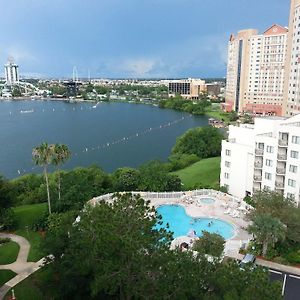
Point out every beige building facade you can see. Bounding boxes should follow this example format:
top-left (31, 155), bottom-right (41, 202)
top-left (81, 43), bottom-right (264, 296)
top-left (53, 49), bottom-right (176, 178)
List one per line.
top-left (168, 79), bottom-right (206, 100)
top-left (284, 0), bottom-right (300, 116)
top-left (225, 26), bottom-right (288, 116)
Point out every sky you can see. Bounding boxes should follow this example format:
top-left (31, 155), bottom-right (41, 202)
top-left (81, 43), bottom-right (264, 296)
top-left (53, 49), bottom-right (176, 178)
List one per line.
top-left (0, 0), bottom-right (289, 79)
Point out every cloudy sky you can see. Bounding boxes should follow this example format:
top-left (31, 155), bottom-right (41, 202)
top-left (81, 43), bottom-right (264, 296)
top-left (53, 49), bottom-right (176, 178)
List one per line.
top-left (0, 0), bottom-right (288, 78)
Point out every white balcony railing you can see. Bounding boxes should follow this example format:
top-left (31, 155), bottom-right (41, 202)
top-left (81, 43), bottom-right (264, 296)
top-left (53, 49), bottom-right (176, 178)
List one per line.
top-left (277, 154), bottom-right (287, 160)
top-left (278, 139), bottom-right (288, 147)
top-left (255, 149), bottom-right (264, 156)
top-left (276, 168), bottom-right (285, 175)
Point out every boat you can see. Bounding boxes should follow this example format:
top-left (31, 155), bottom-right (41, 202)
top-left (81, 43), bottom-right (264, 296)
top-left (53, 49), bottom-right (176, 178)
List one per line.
top-left (20, 109), bottom-right (34, 114)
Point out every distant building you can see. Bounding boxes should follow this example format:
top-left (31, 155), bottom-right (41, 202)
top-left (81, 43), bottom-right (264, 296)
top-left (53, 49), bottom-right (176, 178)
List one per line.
top-left (206, 83), bottom-right (222, 96)
top-left (63, 81), bottom-right (80, 97)
top-left (5, 58), bottom-right (19, 85)
top-left (168, 78), bottom-right (206, 100)
top-left (225, 25), bottom-right (288, 116)
top-left (284, 0), bottom-right (300, 116)
top-left (220, 114), bottom-right (300, 205)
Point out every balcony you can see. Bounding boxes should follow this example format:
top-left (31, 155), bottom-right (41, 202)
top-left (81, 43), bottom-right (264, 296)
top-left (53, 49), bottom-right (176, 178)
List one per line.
top-left (277, 154), bottom-right (287, 161)
top-left (275, 181), bottom-right (284, 189)
top-left (255, 149), bottom-right (264, 156)
top-left (276, 168), bottom-right (286, 175)
top-left (254, 162), bottom-right (263, 168)
top-left (278, 139), bottom-right (288, 147)
top-left (253, 186), bottom-right (261, 193)
top-left (253, 175), bottom-right (262, 181)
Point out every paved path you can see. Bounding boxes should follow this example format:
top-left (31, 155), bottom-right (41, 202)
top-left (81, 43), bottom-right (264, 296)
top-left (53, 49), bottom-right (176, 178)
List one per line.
top-left (227, 252), bottom-right (300, 276)
top-left (0, 233), bottom-right (45, 300)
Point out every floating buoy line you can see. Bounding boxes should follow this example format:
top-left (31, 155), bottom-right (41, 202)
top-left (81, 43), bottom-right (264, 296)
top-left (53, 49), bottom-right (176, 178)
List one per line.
top-left (12, 109), bottom-right (193, 175)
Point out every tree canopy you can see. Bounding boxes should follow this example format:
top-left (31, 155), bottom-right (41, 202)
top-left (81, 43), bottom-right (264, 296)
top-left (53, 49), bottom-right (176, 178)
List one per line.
top-left (193, 231), bottom-right (225, 257)
top-left (42, 193), bottom-right (281, 300)
top-left (172, 126), bottom-right (223, 159)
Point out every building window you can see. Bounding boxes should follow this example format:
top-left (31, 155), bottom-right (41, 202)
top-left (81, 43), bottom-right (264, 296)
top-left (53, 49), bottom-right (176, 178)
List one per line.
top-left (225, 149), bottom-right (231, 156)
top-left (265, 159), bottom-right (273, 167)
top-left (292, 136), bottom-right (300, 144)
top-left (291, 150), bottom-right (299, 159)
top-left (289, 165), bottom-right (298, 173)
top-left (265, 172), bottom-right (272, 180)
top-left (264, 185), bottom-right (271, 191)
top-left (266, 146), bottom-right (274, 153)
top-left (288, 179), bottom-right (296, 187)
top-left (224, 184), bottom-right (229, 190)
top-left (287, 193), bottom-right (295, 200)
top-left (224, 173), bottom-right (230, 179)
top-left (225, 161), bottom-right (231, 168)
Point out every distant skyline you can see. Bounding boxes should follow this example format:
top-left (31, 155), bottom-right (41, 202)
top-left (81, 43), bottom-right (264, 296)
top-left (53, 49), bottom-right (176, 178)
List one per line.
top-left (0, 0), bottom-right (289, 79)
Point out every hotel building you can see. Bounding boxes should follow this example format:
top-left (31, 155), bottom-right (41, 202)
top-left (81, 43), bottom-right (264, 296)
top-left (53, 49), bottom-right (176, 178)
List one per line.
top-left (4, 59), bottom-right (19, 85)
top-left (220, 114), bottom-right (300, 205)
top-left (225, 25), bottom-right (288, 116)
top-left (168, 78), bottom-right (206, 100)
top-left (284, 0), bottom-right (300, 116)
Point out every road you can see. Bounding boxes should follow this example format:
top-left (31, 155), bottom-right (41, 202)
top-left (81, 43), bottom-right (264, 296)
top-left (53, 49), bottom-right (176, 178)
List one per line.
top-left (269, 268), bottom-right (300, 300)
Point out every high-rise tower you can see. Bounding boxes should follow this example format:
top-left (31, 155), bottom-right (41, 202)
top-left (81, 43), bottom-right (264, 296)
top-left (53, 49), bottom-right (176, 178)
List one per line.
top-left (284, 0), bottom-right (300, 116)
top-left (4, 57), bottom-right (19, 85)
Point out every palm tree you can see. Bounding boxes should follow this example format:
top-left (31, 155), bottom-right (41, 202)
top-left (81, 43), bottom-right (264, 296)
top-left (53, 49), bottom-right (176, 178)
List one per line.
top-left (32, 143), bottom-right (54, 214)
top-left (248, 213), bottom-right (287, 256)
top-left (52, 144), bottom-right (71, 201)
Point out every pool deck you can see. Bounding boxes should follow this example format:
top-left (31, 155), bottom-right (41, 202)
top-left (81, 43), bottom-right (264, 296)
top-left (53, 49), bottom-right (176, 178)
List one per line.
top-left (90, 189), bottom-right (253, 256)
top-left (148, 195), bottom-right (251, 256)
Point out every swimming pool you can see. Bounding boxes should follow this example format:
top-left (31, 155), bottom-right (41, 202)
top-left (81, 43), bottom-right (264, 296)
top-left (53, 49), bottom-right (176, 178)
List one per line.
top-left (199, 197), bottom-right (216, 204)
top-left (156, 205), bottom-right (234, 239)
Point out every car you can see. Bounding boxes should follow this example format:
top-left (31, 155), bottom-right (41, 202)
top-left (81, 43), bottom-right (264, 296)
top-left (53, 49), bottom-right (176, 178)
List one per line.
top-left (239, 253), bottom-right (256, 270)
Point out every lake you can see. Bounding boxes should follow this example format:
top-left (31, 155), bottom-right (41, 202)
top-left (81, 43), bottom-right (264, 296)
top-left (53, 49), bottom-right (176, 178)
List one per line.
top-left (0, 100), bottom-right (209, 178)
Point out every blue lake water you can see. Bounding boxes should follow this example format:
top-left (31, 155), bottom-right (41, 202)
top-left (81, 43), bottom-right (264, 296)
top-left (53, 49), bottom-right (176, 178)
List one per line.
top-left (156, 205), bottom-right (235, 239)
top-left (0, 100), bottom-right (209, 178)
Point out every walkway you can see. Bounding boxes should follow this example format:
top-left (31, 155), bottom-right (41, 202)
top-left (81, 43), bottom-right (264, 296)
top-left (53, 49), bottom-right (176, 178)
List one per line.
top-left (227, 252), bottom-right (300, 276)
top-left (0, 233), bottom-right (45, 300)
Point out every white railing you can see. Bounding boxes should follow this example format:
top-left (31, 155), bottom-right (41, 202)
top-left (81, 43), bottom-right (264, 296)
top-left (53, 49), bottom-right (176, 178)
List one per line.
top-left (89, 189), bottom-right (244, 207)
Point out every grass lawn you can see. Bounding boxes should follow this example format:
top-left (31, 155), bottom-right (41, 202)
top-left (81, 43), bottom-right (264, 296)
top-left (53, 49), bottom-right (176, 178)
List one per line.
top-left (4, 267), bottom-right (53, 300)
top-left (13, 203), bottom-right (47, 229)
top-left (0, 241), bottom-right (20, 265)
top-left (15, 230), bottom-right (44, 262)
top-left (11, 203), bottom-right (47, 262)
top-left (173, 157), bottom-right (221, 189)
top-left (205, 110), bottom-right (230, 123)
top-left (0, 270), bottom-right (16, 286)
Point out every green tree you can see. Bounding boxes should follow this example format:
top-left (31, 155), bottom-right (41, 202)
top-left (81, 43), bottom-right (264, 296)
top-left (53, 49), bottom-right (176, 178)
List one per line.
top-left (52, 144), bottom-right (71, 201)
top-left (250, 191), bottom-right (300, 244)
top-left (172, 126), bottom-right (223, 159)
top-left (43, 193), bottom-right (173, 299)
top-left (193, 231), bottom-right (225, 257)
top-left (248, 213), bottom-right (287, 256)
top-left (112, 167), bottom-right (141, 191)
top-left (42, 193), bottom-right (281, 299)
top-left (0, 175), bottom-right (16, 229)
top-left (32, 143), bottom-right (54, 214)
top-left (53, 166), bottom-right (112, 212)
top-left (138, 160), bottom-right (181, 191)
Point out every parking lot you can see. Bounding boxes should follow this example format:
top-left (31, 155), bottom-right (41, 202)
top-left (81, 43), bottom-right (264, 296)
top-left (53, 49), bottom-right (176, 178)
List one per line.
top-left (269, 269), bottom-right (300, 300)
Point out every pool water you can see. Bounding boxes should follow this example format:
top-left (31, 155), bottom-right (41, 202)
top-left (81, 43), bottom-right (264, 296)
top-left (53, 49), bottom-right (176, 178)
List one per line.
top-left (200, 198), bottom-right (216, 204)
top-left (156, 205), bottom-right (234, 239)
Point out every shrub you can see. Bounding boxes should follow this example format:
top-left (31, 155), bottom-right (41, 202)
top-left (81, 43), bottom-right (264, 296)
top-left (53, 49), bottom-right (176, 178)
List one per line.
top-left (31, 211), bottom-right (49, 231)
top-left (284, 251), bottom-right (300, 264)
top-left (168, 153), bottom-right (200, 171)
top-left (193, 231), bottom-right (225, 257)
top-left (0, 208), bottom-right (16, 230)
top-left (273, 257), bottom-right (290, 265)
top-left (0, 237), bottom-right (11, 244)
